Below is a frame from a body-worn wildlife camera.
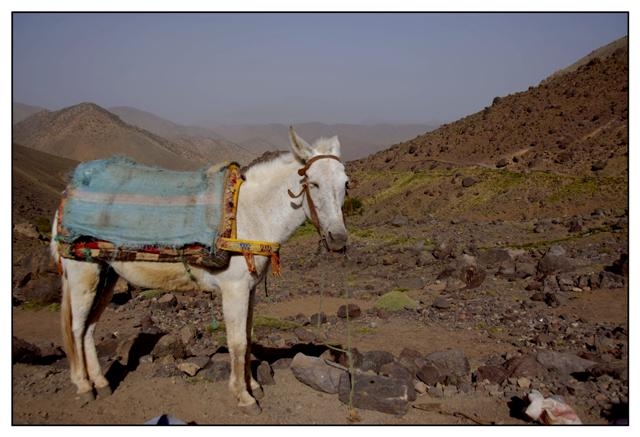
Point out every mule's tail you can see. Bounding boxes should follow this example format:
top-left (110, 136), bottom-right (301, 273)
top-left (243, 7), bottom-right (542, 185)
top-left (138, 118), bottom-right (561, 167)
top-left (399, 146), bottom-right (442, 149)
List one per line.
top-left (51, 211), bottom-right (77, 368)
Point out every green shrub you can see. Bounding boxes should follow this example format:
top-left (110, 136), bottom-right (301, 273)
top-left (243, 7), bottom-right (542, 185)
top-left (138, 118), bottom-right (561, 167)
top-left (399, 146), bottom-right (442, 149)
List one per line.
top-left (374, 289), bottom-right (418, 312)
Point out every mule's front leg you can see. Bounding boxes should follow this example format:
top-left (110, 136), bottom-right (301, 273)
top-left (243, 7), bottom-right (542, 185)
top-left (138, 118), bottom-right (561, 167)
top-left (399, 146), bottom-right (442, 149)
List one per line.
top-left (222, 282), bottom-right (261, 415)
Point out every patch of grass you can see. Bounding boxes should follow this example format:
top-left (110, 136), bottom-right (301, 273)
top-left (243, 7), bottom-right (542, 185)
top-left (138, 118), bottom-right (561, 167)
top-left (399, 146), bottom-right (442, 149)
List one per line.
top-left (356, 326), bottom-right (377, 335)
top-left (290, 220), bottom-right (317, 240)
top-left (22, 301), bottom-right (60, 312)
top-left (34, 216), bottom-right (52, 239)
top-left (546, 176), bottom-right (600, 204)
top-left (374, 289), bottom-right (418, 312)
top-left (253, 316), bottom-right (301, 331)
top-left (138, 289), bottom-right (165, 300)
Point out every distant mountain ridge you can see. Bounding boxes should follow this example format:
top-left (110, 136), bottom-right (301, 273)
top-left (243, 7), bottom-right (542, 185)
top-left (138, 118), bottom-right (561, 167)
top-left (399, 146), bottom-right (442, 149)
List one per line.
top-left (12, 102), bottom-right (198, 170)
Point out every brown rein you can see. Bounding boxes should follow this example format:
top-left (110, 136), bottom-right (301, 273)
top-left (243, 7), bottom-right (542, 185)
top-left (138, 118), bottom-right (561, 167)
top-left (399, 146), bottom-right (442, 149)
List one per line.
top-left (287, 155), bottom-right (342, 246)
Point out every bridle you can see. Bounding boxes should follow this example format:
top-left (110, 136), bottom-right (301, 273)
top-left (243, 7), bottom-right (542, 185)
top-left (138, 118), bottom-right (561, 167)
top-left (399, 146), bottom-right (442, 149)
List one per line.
top-left (287, 154), bottom-right (343, 249)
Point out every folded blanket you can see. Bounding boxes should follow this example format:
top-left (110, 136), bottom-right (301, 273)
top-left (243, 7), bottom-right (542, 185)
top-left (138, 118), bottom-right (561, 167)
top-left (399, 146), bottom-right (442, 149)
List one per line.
top-left (56, 157), bottom-right (242, 268)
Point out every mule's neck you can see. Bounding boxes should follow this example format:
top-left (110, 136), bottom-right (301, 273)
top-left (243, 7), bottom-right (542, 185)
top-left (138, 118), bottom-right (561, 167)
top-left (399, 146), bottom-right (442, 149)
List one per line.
top-left (236, 154), bottom-right (307, 245)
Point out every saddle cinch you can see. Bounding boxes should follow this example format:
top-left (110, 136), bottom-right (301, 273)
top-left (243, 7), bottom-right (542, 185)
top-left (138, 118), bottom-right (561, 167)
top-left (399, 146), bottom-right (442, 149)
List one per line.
top-left (55, 157), bottom-right (281, 274)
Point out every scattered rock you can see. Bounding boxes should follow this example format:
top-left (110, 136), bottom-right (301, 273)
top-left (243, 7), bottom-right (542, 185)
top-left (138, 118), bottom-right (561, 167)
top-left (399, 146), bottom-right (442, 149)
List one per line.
top-left (256, 361), bottom-right (275, 386)
top-left (200, 356), bottom-right (230, 382)
top-left (294, 327), bottom-right (316, 343)
top-left (538, 245), bottom-right (573, 274)
top-left (475, 365), bottom-right (508, 384)
top-left (591, 160), bottom-right (607, 171)
top-left (152, 293), bottom-right (178, 311)
top-left (290, 352), bottom-right (346, 394)
top-left (359, 350), bottom-right (395, 373)
top-left (424, 350), bottom-right (471, 385)
top-left (505, 354), bottom-right (547, 379)
top-left (461, 177), bottom-right (478, 188)
top-left (12, 337), bottom-right (43, 364)
top-left (338, 372), bottom-right (411, 416)
top-left (152, 334), bottom-right (186, 360)
top-left (495, 158), bottom-right (509, 168)
top-left (20, 275), bottom-right (60, 305)
top-left (598, 271), bottom-right (625, 289)
top-left (391, 215), bottom-right (409, 227)
top-left (431, 296), bottom-right (450, 309)
top-left (309, 312), bottom-right (327, 326)
top-left (13, 222), bottom-right (41, 239)
top-left (337, 304), bottom-right (361, 319)
top-left (177, 361), bottom-right (201, 376)
top-left (536, 351), bottom-right (597, 375)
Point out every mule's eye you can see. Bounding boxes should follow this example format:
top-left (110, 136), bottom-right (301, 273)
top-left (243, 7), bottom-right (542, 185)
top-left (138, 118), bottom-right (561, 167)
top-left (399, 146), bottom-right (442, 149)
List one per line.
top-left (309, 182), bottom-right (319, 189)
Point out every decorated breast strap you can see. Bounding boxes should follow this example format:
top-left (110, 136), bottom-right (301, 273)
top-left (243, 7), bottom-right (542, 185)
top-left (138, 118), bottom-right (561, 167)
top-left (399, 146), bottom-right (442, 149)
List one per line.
top-left (216, 167), bottom-right (281, 276)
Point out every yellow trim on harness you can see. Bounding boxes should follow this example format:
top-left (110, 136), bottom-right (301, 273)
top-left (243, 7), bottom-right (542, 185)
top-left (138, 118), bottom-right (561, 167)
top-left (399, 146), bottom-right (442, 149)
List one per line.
top-left (216, 169), bottom-right (282, 276)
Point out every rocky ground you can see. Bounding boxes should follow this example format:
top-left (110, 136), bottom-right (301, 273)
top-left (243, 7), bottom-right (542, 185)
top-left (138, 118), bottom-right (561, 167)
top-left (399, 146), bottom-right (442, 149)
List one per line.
top-left (11, 202), bottom-right (629, 424)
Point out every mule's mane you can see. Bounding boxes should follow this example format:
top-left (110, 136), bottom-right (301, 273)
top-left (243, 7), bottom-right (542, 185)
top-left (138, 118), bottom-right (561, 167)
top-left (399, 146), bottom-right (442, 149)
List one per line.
top-left (241, 150), bottom-right (290, 174)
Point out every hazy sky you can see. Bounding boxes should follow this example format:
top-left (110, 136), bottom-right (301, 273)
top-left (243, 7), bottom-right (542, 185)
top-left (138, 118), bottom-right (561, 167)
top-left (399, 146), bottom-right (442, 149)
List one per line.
top-left (12, 12), bottom-right (628, 126)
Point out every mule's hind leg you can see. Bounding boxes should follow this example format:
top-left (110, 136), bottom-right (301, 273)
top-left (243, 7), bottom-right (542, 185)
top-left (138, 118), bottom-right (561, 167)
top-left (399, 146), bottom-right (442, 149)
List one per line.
top-left (60, 260), bottom-right (102, 402)
top-left (83, 266), bottom-right (120, 398)
top-left (221, 280), bottom-right (261, 415)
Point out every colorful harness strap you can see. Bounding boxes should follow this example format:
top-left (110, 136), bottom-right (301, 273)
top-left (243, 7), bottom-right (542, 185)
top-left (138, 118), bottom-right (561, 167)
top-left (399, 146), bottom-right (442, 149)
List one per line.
top-left (216, 166), bottom-right (282, 276)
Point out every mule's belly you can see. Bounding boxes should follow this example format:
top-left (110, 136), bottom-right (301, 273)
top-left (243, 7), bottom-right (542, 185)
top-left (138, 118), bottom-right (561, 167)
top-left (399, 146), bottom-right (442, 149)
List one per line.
top-left (109, 261), bottom-right (218, 292)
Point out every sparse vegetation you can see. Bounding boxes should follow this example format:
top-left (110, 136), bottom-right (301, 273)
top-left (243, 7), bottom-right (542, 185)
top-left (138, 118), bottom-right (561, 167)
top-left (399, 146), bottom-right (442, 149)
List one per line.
top-left (374, 289), bottom-right (418, 312)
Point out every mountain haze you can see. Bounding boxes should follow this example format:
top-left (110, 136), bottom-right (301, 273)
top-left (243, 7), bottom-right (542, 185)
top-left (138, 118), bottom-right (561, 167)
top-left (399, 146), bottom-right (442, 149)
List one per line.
top-left (109, 106), bottom-right (257, 164)
top-left (13, 102), bottom-right (48, 124)
top-left (213, 122), bottom-right (440, 161)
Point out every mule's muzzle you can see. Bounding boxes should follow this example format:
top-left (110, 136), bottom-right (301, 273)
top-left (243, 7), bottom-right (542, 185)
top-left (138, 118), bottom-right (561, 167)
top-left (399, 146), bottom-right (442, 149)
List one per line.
top-left (326, 230), bottom-right (348, 252)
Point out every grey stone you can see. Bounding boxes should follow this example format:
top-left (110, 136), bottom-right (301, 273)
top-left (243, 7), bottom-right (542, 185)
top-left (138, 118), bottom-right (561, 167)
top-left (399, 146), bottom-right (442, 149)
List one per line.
top-left (309, 312), bottom-right (327, 326)
top-left (538, 245), bottom-right (574, 274)
top-left (359, 350), bottom-right (395, 373)
top-left (515, 262), bottom-right (537, 279)
top-left (256, 361), bottom-right (275, 386)
top-left (598, 271), bottom-right (625, 289)
top-left (290, 352), bottom-right (346, 394)
top-left (179, 324), bottom-right (198, 346)
top-left (461, 177), bottom-right (479, 188)
top-left (12, 336), bottom-right (42, 364)
top-left (425, 350), bottom-right (470, 381)
top-left (478, 248), bottom-right (512, 268)
top-left (200, 357), bottom-right (230, 382)
top-left (294, 327), bottom-right (316, 343)
top-left (432, 296), bottom-right (451, 309)
top-left (338, 372), bottom-right (411, 416)
top-left (337, 304), bottom-right (361, 319)
top-left (475, 365), bottom-right (508, 384)
top-left (152, 334), bottom-right (187, 360)
top-left (397, 348), bottom-right (425, 376)
top-left (391, 215), bottom-right (409, 227)
top-left (505, 354), bottom-right (547, 378)
top-left (536, 350), bottom-right (597, 375)
top-left (21, 275), bottom-right (60, 305)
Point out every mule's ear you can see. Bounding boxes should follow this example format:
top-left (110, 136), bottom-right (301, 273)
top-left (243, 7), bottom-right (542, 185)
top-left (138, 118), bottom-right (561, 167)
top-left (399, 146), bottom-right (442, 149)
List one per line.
top-left (318, 135), bottom-right (341, 158)
top-left (289, 126), bottom-right (314, 162)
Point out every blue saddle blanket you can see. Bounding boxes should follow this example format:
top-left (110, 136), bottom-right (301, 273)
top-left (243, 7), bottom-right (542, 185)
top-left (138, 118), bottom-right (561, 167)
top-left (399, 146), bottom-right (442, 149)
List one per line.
top-left (59, 157), bottom-right (230, 249)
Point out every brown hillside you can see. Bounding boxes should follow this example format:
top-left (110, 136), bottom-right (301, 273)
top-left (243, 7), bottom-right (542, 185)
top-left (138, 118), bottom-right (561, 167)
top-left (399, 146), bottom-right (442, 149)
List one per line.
top-left (352, 37), bottom-right (628, 177)
top-left (12, 103), bottom-right (199, 170)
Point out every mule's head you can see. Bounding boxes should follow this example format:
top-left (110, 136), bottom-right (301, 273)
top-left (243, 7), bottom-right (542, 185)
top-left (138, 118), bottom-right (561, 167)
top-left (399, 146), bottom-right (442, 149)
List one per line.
top-left (289, 127), bottom-right (349, 251)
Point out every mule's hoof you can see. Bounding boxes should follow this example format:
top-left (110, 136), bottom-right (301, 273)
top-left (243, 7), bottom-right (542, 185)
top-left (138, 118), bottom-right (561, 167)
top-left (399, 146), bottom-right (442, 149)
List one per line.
top-left (77, 390), bottom-right (95, 405)
top-left (251, 386), bottom-right (264, 400)
top-left (239, 401), bottom-right (262, 416)
top-left (96, 384), bottom-right (112, 399)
